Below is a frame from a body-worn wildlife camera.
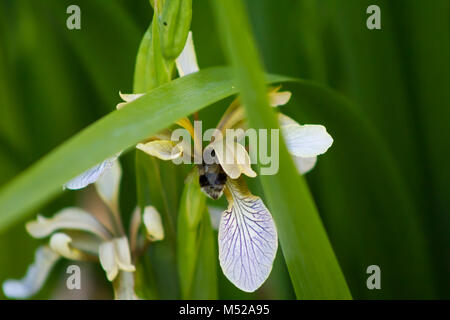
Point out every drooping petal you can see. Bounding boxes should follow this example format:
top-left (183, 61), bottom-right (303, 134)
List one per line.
top-left (294, 156), bottom-right (317, 175)
top-left (26, 207), bottom-right (111, 240)
top-left (209, 139), bottom-right (256, 179)
top-left (116, 92), bottom-right (145, 110)
top-left (136, 140), bottom-right (183, 161)
top-left (64, 154), bottom-right (120, 190)
top-left (142, 206), bottom-right (164, 241)
top-left (99, 238), bottom-right (135, 282)
top-left (219, 178), bottom-right (278, 292)
top-left (2, 246), bottom-right (60, 299)
top-left (99, 240), bottom-right (119, 281)
top-left (175, 31), bottom-right (199, 77)
top-left (49, 233), bottom-right (86, 260)
top-left (95, 159), bottom-right (122, 212)
top-left (279, 114), bottom-right (333, 158)
top-left (268, 87), bottom-right (292, 107)
top-left (114, 237), bottom-right (135, 272)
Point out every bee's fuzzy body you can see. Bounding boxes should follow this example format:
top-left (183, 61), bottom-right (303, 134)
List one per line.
top-left (198, 163), bottom-right (227, 200)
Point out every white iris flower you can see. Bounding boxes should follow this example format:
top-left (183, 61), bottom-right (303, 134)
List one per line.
top-left (61, 30), bottom-right (333, 294)
top-left (3, 161), bottom-right (163, 299)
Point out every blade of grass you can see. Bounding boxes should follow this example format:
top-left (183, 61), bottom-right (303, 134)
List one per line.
top-left (211, 0), bottom-right (351, 299)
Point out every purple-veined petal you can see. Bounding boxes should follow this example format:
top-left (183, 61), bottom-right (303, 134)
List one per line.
top-left (2, 246), bottom-right (60, 299)
top-left (218, 178), bottom-right (278, 292)
top-left (64, 154), bottom-right (121, 190)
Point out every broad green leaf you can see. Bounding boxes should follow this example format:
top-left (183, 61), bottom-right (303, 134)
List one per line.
top-left (0, 67), bottom-right (288, 231)
top-left (212, 0), bottom-right (351, 299)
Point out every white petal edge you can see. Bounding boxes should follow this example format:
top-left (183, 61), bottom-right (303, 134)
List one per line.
top-left (136, 141), bottom-right (183, 161)
top-left (99, 238), bottom-right (135, 282)
top-left (142, 206), bottom-right (165, 241)
top-left (117, 92), bottom-right (145, 110)
top-left (95, 159), bottom-right (122, 211)
top-left (26, 207), bottom-right (110, 240)
top-left (175, 31), bottom-right (199, 77)
top-left (294, 156), bottom-right (317, 174)
top-left (219, 178), bottom-right (278, 292)
top-left (2, 246), bottom-right (60, 299)
top-left (99, 240), bottom-right (119, 281)
top-left (64, 154), bottom-right (120, 190)
top-left (279, 114), bottom-right (333, 158)
top-left (49, 233), bottom-right (85, 260)
top-left (269, 90), bottom-right (292, 107)
top-left (113, 237), bottom-right (135, 272)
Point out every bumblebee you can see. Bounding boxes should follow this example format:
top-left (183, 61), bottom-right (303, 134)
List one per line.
top-left (198, 162), bottom-right (227, 200)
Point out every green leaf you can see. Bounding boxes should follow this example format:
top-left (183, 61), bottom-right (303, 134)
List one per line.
top-left (176, 169), bottom-right (207, 299)
top-left (0, 67), bottom-right (288, 231)
top-left (211, 0), bottom-right (351, 299)
top-left (190, 210), bottom-right (218, 299)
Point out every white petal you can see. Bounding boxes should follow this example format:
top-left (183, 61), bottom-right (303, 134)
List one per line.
top-left (95, 159), bottom-right (122, 211)
top-left (49, 233), bottom-right (85, 260)
top-left (210, 140), bottom-right (256, 179)
top-left (99, 240), bottom-right (119, 281)
top-left (294, 156), bottom-right (317, 174)
top-left (64, 154), bottom-right (120, 190)
top-left (175, 31), bottom-right (199, 77)
top-left (219, 178), bottom-right (278, 292)
top-left (136, 140), bottom-right (183, 161)
top-left (142, 206), bottom-right (165, 241)
top-left (2, 246), bottom-right (60, 299)
top-left (117, 92), bottom-right (144, 109)
top-left (280, 114), bottom-right (333, 158)
top-left (114, 237), bottom-right (135, 272)
top-left (269, 90), bottom-right (292, 107)
top-left (26, 207), bottom-right (110, 240)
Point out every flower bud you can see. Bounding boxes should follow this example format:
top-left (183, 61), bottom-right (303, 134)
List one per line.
top-left (159, 0), bottom-right (193, 59)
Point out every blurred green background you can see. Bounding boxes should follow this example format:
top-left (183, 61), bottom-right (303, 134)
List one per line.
top-left (0, 0), bottom-right (448, 299)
